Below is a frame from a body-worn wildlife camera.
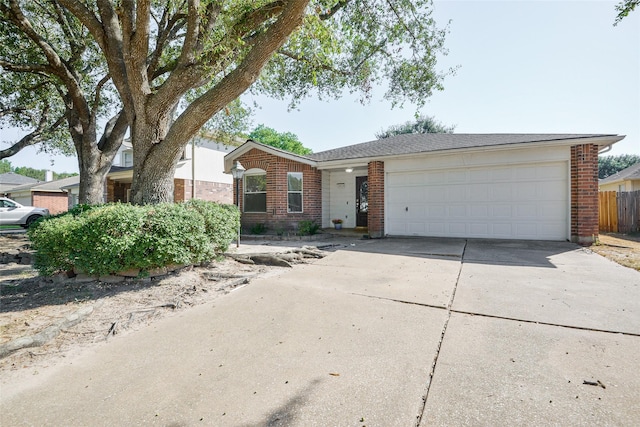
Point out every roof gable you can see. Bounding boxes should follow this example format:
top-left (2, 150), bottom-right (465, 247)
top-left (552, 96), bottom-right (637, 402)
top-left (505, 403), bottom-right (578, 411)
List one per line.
top-left (224, 140), bottom-right (316, 172)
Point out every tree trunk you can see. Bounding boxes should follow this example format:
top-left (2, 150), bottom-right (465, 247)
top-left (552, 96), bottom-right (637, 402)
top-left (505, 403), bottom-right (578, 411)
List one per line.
top-left (129, 113), bottom-right (183, 204)
top-left (76, 136), bottom-right (117, 205)
top-left (72, 111), bottom-right (126, 205)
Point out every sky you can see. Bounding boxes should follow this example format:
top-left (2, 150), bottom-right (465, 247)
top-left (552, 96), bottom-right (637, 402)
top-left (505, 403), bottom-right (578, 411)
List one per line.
top-left (3, 0), bottom-right (639, 174)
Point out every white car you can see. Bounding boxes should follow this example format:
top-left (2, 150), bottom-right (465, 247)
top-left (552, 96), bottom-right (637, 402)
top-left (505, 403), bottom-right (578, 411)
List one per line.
top-left (0, 197), bottom-right (50, 228)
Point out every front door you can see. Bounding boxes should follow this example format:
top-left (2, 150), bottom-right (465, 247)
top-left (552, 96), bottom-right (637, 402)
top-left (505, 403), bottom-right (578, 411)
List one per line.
top-left (356, 176), bottom-right (368, 227)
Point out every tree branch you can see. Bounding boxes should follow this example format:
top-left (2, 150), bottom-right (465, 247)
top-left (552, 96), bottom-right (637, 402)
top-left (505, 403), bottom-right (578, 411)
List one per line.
top-left (178, 0), bottom-right (201, 66)
top-left (97, 109), bottom-right (128, 153)
top-left (3, 0), bottom-right (91, 127)
top-left (147, 6), bottom-right (187, 80)
top-left (0, 60), bottom-right (54, 74)
top-left (195, 1), bottom-right (222, 53)
top-left (92, 74), bottom-right (112, 119)
top-left (319, 0), bottom-right (351, 20)
top-left (278, 49), bottom-right (352, 76)
top-left (166, 0), bottom-right (311, 149)
top-left (0, 110), bottom-right (65, 160)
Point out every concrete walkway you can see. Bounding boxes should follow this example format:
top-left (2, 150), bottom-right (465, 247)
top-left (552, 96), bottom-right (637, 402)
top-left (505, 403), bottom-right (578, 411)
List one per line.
top-left (1, 238), bottom-right (639, 426)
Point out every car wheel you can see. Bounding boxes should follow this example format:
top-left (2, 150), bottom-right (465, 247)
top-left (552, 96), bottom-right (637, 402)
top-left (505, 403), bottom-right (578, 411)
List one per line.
top-left (25, 215), bottom-right (42, 228)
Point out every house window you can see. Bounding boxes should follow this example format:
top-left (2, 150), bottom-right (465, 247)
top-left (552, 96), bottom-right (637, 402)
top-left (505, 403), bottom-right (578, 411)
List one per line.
top-left (122, 150), bottom-right (133, 167)
top-left (244, 173), bottom-right (267, 212)
top-left (288, 172), bottom-right (303, 213)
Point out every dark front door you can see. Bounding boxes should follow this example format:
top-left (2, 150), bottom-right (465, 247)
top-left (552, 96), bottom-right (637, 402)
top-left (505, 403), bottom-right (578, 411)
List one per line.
top-left (356, 176), bottom-right (368, 227)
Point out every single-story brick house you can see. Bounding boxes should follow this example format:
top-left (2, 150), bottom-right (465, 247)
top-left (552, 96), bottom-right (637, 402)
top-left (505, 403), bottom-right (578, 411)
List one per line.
top-left (224, 134), bottom-right (624, 245)
top-left (6, 175), bottom-right (80, 215)
top-left (0, 172), bottom-right (39, 194)
top-left (599, 161), bottom-right (640, 192)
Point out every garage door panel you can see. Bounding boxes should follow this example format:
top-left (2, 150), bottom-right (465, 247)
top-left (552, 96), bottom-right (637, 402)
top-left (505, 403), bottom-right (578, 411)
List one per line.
top-left (491, 204), bottom-right (512, 218)
top-left (539, 181), bottom-right (564, 199)
top-left (386, 161), bottom-right (568, 240)
top-left (492, 223), bottom-right (514, 237)
top-left (468, 184), bottom-right (489, 201)
top-left (471, 205), bottom-right (489, 218)
top-left (516, 166), bottom-right (538, 180)
top-left (450, 205), bottom-right (467, 217)
top-left (448, 223), bottom-right (467, 235)
top-left (448, 186), bottom-right (466, 202)
top-left (489, 184), bottom-right (513, 201)
top-left (517, 182), bottom-right (537, 200)
top-left (538, 164), bottom-right (566, 180)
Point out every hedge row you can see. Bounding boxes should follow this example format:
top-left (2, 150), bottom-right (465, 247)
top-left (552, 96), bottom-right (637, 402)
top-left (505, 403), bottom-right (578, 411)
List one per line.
top-left (28, 201), bottom-right (240, 277)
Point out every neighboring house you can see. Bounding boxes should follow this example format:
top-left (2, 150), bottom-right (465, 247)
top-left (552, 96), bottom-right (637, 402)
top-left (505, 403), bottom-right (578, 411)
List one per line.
top-left (598, 162), bottom-right (640, 192)
top-left (225, 134), bottom-right (624, 245)
top-left (106, 135), bottom-right (237, 203)
top-left (6, 175), bottom-right (80, 215)
top-left (0, 172), bottom-right (39, 194)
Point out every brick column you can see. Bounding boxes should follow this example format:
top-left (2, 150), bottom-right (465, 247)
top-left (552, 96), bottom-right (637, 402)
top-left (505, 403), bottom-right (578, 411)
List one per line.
top-left (173, 178), bottom-right (185, 202)
top-left (571, 144), bottom-right (599, 245)
top-left (368, 161), bottom-right (385, 238)
top-left (106, 179), bottom-right (115, 202)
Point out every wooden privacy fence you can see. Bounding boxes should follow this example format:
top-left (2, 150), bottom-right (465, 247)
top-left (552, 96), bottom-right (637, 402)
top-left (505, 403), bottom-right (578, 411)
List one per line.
top-left (599, 191), bottom-right (640, 233)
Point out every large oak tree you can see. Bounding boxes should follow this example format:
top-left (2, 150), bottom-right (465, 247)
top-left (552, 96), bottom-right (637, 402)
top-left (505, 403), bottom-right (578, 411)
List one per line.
top-left (11, 0), bottom-right (451, 204)
top-left (0, 0), bottom-right (128, 204)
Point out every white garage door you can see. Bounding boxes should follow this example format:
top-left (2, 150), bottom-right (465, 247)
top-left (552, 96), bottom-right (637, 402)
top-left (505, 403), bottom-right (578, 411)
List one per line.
top-left (386, 162), bottom-right (568, 240)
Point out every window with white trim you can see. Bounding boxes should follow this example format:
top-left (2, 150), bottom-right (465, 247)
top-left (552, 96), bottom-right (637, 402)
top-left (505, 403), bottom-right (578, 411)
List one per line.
top-left (122, 150), bottom-right (133, 167)
top-left (244, 173), bottom-right (267, 212)
top-left (287, 172), bottom-right (303, 213)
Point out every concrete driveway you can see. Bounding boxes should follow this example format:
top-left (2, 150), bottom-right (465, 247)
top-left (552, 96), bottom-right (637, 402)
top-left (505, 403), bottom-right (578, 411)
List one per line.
top-left (1, 238), bottom-right (639, 426)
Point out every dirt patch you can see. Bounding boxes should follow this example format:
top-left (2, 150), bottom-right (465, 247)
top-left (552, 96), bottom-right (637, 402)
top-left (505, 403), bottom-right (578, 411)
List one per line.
top-left (591, 233), bottom-right (640, 271)
top-left (0, 233), bottom-right (337, 381)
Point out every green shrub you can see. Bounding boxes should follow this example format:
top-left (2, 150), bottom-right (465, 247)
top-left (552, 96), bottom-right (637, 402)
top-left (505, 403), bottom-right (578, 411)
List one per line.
top-left (70, 203), bottom-right (147, 275)
top-left (131, 204), bottom-right (212, 271)
top-left (66, 203), bottom-right (101, 217)
top-left (297, 220), bottom-right (320, 236)
top-left (28, 213), bottom-right (83, 276)
top-left (250, 223), bottom-right (267, 235)
top-left (184, 199), bottom-right (240, 253)
top-left (28, 201), bottom-right (240, 276)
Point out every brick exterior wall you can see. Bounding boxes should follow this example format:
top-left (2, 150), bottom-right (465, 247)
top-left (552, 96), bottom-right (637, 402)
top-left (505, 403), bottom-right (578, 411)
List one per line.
top-left (367, 161), bottom-right (385, 238)
top-left (32, 191), bottom-right (68, 215)
top-left (106, 179), bottom-right (131, 203)
top-left (571, 143), bottom-right (599, 245)
top-left (234, 148), bottom-right (322, 232)
top-left (176, 179), bottom-right (233, 204)
top-left (106, 178), bottom-right (230, 204)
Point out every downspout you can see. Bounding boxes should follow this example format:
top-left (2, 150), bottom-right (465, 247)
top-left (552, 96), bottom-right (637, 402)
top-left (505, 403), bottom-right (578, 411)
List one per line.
top-left (598, 144), bottom-right (613, 154)
top-left (191, 139), bottom-right (196, 199)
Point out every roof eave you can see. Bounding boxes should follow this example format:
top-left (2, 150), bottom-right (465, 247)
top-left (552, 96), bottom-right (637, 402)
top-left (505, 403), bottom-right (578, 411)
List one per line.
top-left (315, 135), bottom-right (625, 168)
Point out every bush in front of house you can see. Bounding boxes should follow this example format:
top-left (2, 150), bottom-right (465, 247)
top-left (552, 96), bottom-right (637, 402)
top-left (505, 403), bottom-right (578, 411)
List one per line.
top-left (28, 201), bottom-right (240, 276)
top-left (28, 211), bottom-right (84, 275)
top-left (184, 199), bottom-right (240, 253)
top-left (297, 220), bottom-right (320, 236)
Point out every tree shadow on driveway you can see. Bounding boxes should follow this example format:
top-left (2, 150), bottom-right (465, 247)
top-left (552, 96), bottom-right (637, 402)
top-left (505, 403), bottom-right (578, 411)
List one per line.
top-left (337, 236), bottom-right (580, 268)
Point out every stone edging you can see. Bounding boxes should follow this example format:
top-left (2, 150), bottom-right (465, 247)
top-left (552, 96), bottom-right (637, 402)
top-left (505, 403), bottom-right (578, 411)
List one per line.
top-left (0, 305), bottom-right (95, 359)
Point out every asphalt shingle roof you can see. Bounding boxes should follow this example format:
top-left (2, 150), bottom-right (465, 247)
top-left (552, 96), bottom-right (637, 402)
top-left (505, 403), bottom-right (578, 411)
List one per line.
top-left (599, 161), bottom-right (640, 184)
top-left (307, 133), bottom-right (615, 162)
top-left (8, 175), bottom-right (79, 193)
top-left (0, 172), bottom-right (40, 185)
